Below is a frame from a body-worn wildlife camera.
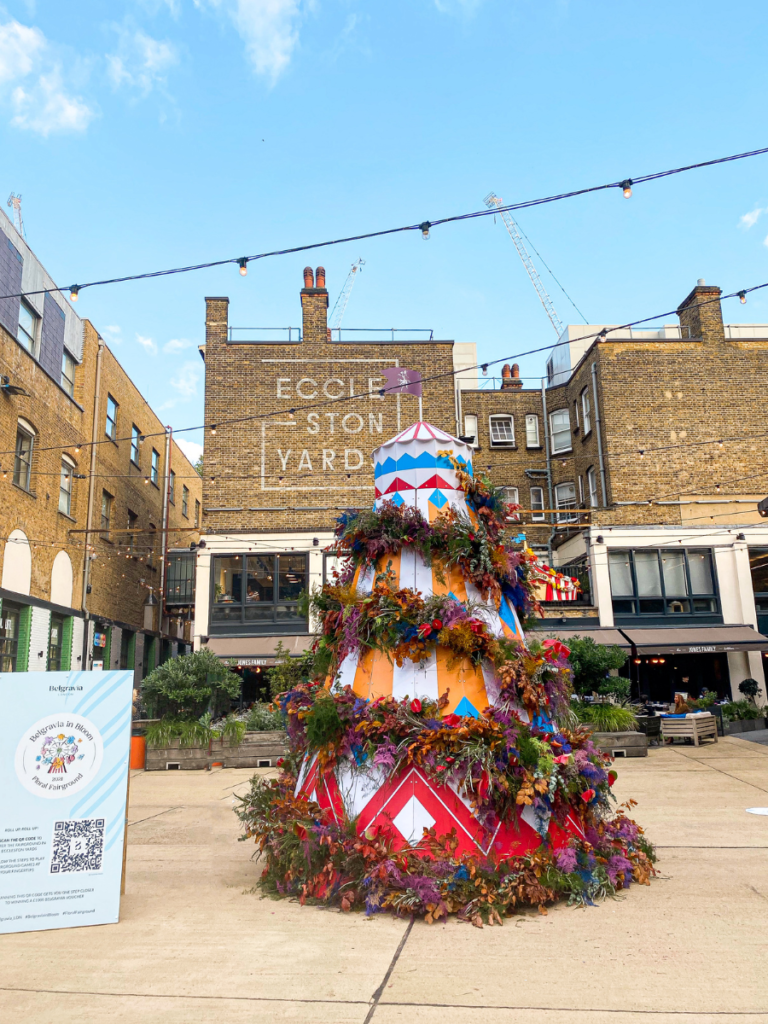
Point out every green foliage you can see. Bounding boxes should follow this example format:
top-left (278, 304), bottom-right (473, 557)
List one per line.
top-left (574, 701), bottom-right (638, 733)
top-left (566, 637), bottom-right (629, 697)
top-left (266, 640), bottom-right (316, 698)
top-left (142, 648), bottom-right (241, 719)
top-left (304, 694), bottom-right (343, 749)
top-left (696, 689), bottom-right (719, 709)
top-left (738, 678), bottom-right (761, 701)
top-left (721, 699), bottom-right (767, 722)
top-left (146, 712), bottom-right (246, 748)
top-left (601, 676), bottom-right (631, 701)
top-left (245, 702), bottom-right (284, 732)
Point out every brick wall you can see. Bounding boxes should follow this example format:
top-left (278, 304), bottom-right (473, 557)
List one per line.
top-left (202, 271), bottom-right (457, 536)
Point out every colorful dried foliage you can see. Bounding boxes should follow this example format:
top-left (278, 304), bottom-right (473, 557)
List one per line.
top-left (237, 478), bottom-right (655, 921)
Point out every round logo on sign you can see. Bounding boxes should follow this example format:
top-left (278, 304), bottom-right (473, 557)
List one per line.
top-left (15, 714), bottom-right (103, 799)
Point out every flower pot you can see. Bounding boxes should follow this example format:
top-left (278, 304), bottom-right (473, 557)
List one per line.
top-left (723, 718), bottom-right (767, 734)
top-left (210, 761), bottom-right (224, 768)
top-left (130, 735), bottom-right (146, 769)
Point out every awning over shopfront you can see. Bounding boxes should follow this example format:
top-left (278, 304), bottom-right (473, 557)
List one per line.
top-left (207, 634), bottom-right (314, 667)
top-left (533, 627), bottom-right (632, 651)
top-left (619, 625), bottom-right (768, 655)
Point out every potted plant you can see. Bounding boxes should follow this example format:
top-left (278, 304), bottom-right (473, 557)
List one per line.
top-left (573, 700), bottom-right (647, 757)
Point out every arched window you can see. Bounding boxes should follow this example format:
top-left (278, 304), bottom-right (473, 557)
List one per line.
top-left (51, 551), bottom-right (74, 608)
top-left (1, 528), bottom-right (31, 595)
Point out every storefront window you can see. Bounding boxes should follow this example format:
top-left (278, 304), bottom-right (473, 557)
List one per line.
top-left (608, 548), bottom-right (719, 619)
top-left (211, 554), bottom-right (308, 634)
top-left (0, 602), bottom-right (22, 672)
top-left (48, 614), bottom-right (65, 671)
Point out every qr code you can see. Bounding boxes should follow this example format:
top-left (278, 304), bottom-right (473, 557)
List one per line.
top-left (50, 818), bottom-right (105, 874)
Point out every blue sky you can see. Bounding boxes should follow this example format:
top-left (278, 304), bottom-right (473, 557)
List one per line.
top-left (2, 0), bottom-right (768, 463)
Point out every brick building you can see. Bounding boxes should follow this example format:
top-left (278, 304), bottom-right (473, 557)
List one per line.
top-left (0, 208), bottom-right (202, 682)
top-left (195, 269), bottom-right (768, 703)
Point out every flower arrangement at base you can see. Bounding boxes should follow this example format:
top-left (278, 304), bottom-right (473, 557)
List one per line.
top-left (236, 421), bottom-right (655, 923)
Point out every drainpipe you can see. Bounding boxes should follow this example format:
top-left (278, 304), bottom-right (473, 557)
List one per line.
top-left (591, 361), bottom-right (608, 508)
top-left (81, 336), bottom-right (105, 668)
top-left (541, 377), bottom-right (556, 565)
top-left (159, 426), bottom-right (172, 634)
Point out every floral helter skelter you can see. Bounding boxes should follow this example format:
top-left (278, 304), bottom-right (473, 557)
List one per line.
top-left (236, 423), bottom-right (655, 922)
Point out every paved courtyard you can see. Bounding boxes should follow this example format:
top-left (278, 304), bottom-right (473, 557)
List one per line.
top-left (2, 736), bottom-right (768, 1023)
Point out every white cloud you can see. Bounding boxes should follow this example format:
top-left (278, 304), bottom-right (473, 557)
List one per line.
top-left (740, 207), bottom-right (765, 230)
top-left (176, 438), bottom-right (203, 466)
top-left (136, 333), bottom-right (158, 355)
top-left (0, 20), bottom-right (44, 82)
top-left (433, 0), bottom-right (483, 13)
top-left (170, 360), bottom-right (200, 398)
top-left (102, 325), bottom-right (123, 345)
top-left (0, 20), bottom-right (94, 135)
top-left (197, 0), bottom-right (302, 83)
top-left (163, 337), bottom-right (193, 353)
top-left (107, 28), bottom-right (179, 95)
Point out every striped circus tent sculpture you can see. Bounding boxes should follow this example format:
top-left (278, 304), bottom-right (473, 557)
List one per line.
top-left (296, 422), bottom-right (584, 858)
top-left (528, 556), bottom-right (582, 602)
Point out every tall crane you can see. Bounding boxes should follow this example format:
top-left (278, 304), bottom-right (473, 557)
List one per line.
top-left (6, 193), bottom-right (24, 237)
top-left (329, 258), bottom-right (365, 331)
top-left (484, 192), bottom-right (564, 336)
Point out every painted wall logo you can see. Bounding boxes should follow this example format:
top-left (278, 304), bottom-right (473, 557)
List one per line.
top-left (15, 714), bottom-right (103, 799)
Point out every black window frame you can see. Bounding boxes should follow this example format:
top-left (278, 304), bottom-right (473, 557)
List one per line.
top-left (151, 449), bottom-right (160, 486)
top-left (48, 613), bottom-right (65, 671)
top-left (61, 349), bottom-right (76, 396)
top-left (169, 470), bottom-right (176, 505)
top-left (13, 424), bottom-right (34, 491)
top-left (0, 600), bottom-right (22, 672)
top-left (209, 552), bottom-right (309, 635)
top-left (194, 499), bottom-right (200, 527)
top-left (100, 489), bottom-right (113, 536)
top-left (182, 485), bottom-right (189, 518)
top-left (106, 395), bottom-right (118, 441)
top-left (608, 547), bottom-right (721, 622)
top-left (59, 456), bottom-right (74, 516)
top-left (130, 425), bottom-right (141, 466)
top-left (17, 298), bottom-right (39, 355)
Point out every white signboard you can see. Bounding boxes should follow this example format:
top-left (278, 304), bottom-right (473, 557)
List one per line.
top-left (0, 670), bottom-right (133, 934)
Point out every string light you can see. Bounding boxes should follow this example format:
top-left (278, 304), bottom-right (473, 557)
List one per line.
top-left (739, 290), bottom-right (747, 304)
top-left (210, 425), bottom-right (217, 435)
top-left (238, 259), bottom-right (248, 277)
top-left (620, 179), bottom-right (633, 198)
top-left (420, 222), bottom-right (431, 241)
top-left (3, 146), bottom-right (765, 306)
top-left (69, 285), bottom-right (79, 301)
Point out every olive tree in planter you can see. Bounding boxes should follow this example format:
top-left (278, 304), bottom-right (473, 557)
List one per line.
top-left (566, 636), bottom-right (632, 700)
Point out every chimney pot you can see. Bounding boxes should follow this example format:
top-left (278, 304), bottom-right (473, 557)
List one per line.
top-left (303, 267), bottom-right (314, 288)
top-left (511, 363), bottom-right (520, 378)
top-left (500, 361), bottom-right (523, 390)
top-left (697, 278), bottom-right (706, 286)
top-left (316, 266), bottom-right (326, 289)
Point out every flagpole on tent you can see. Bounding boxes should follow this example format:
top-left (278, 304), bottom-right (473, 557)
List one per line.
top-left (418, 395), bottom-right (423, 421)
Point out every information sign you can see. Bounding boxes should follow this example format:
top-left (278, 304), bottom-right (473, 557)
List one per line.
top-left (0, 670), bottom-right (133, 934)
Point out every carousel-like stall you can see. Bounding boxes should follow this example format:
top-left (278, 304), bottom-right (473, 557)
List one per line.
top-left (237, 423), bottom-right (654, 922)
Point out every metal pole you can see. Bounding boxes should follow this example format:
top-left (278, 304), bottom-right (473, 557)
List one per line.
top-left (81, 336), bottom-right (105, 668)
top-left (541, 378), bottom-right (556, 564)
top-left (159, 427), bottom-right (172, 633)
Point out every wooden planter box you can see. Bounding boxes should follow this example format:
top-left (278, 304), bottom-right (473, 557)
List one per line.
top-left (589, 730), bottom-right (648, 758)
top-left (723, 718), bottom-right (767, 735)
top-left (145, 730), bottom-right (287, 771)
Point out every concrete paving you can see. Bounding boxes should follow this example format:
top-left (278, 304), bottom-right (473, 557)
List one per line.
top-left (2, 736), bottom-right (768, 1023)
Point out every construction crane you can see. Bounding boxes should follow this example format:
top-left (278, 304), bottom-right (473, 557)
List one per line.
top-left (329, 258), bottom-right (365, 331)
top-left (484, 192), bottom-right (563, 336)
top-left (6, 193), bottom-right (24, 237)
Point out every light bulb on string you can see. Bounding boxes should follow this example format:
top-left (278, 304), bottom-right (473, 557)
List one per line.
top-left (419, 221), bottom-right (431, 241)
top-left (69, 285), bottom-right (79, 301)
top-left (481, 364), bottom-right (488, 376)
top-left (619, 179), bottom-right (633, 198)
top-left (739, 290), bottom-right (747, 304)
top-left (238, 258), bottom-right (248, 277)
top-left (210, 425), bottom-right (217, 435)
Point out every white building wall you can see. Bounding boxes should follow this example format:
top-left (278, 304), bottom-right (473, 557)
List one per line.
top-left (28, 606), bottom-right (51, 671)
top-left (70, 616), bottom-right (85, 670)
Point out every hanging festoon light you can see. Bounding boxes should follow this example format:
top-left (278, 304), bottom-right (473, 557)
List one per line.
top-left (210, 425), bottom-right (217, 435)
top-left (238, 258), bottom-right (248, 277)
top-left (69, 285), bottom-right (79, 301)
top-left (739, 290), bottom-right (747, 304)
top-left (419, 221), bottom-right (431, 241)
top-left (620, 179), bottom-right (633, 198)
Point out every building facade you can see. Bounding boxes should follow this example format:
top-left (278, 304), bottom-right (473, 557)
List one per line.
top-left (194, 270), bottom-right (768, 703)
top-left (0, 208), bottom-right (202, 684)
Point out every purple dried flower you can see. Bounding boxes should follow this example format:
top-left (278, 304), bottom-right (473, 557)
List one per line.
top-left (555, 846), bottom-right (578, 873)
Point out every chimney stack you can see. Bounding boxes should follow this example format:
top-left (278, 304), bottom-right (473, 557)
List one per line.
top-left (500, 363), bottom-right (523, 390)
top-left (677, 279), bottom-right (724, 345)
top-left (300, 266), bottom-right (328, 344)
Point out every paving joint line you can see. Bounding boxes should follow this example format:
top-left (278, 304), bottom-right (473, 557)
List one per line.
top-left (670, 748), bottom-right (768, 795)
top-left (127, 806), bottom-right (182, 828)
top-left (363, 916), bottom-right (414, 1023)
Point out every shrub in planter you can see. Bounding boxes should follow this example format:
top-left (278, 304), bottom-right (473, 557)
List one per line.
top-left (566, 637), bottom-right (630, 698)
top-left (245, 702), bottom-right (283, 732)
top-left (146, 713), bottom-right (247, 748)
top-left (721, 699), bottom-right (767, 722)
top-left (573, 701), bottom-right (639, 733)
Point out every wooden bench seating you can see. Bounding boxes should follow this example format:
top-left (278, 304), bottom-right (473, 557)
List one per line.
top-left (660, 713), bottom-right (718, 746)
